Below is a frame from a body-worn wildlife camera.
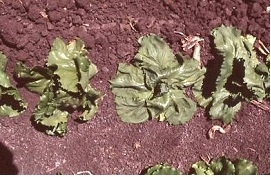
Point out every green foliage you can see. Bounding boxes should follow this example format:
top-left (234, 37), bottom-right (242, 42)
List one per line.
top-left (0, 52), bottom-right (27, 117)
top-left (110, 34), bottom-right (205, 125)
top-left (195, 25), bottom-right (268, 124)
top-left (255, 51), bottom-right (270, 98)
top-left (191, 157), bottom-right (257, 175)
top-left (234, 158), bottom-right (257, 175)
top-left (15, 38), bottom-right (101, 136)
top-left (145, 163), bottom-right (182, 175)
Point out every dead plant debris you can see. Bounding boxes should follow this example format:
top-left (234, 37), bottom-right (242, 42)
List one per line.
top-left (208, 125), bottom-right (231, 139)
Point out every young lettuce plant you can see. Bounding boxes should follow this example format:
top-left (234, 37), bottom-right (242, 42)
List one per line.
top-left (0, 52), bottom-right (27, 117)
top-left (144, 163), bottom-right (182, 175)
top-left (194, 25), bottom-right (268, 124)
top-left (191, 156), bottom-right (257, 175)
top-left (110, 34), bottom-right (206, 125)
top-left (15, 38), bottom-right (101, 136)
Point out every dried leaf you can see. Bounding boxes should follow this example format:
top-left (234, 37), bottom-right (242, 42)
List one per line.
top-left (208, 125), bottom-right (231, 139)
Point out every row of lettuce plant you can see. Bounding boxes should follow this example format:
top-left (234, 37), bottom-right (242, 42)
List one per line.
top-left (0, 25), bottom-right (269, 136)
top-left (110, 25), bottom-right (269, 125)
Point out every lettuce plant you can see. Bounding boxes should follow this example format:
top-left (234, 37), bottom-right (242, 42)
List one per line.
top-left (0, 52), bottom-right (27, 117)
top-left (191, 156), bottom-right (257, 175)
top-left (15, 38), bottom-right (101, 136)
top-left (195, 25), bottom-right (268, 124)
top-left (144, 163), bottom-right (182, 175)
top-left (110, 34), bottom-right (206, 124)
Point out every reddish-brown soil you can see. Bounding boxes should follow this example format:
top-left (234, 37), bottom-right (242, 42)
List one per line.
top-left (0, 0), bottom-right (269, 175)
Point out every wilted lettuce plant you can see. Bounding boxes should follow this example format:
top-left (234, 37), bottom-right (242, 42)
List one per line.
top-left (0, 52), bottom-right (27, 117)
top-left (15, 38), bottom-right (101, 136)
top-left (110, 34), bottom-right (205, 125)
top-left (195, 25), bottom-right (269, 124)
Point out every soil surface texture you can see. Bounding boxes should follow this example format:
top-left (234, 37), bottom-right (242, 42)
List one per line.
top-left (0, 0), bottom-right (270, 175)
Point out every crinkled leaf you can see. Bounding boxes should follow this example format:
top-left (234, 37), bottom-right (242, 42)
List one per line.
top-left (197, 25), bottom-right (267, 123)
top-left (242, 35), bottom-right (266, 100)
top-left (134, 34), bottom-right (178, 73)
top-left (211, 25), bottom-right (265, 98)
top-left (0, 53), bottom-right (11, 87)
top-left (15, 38), bottom-right (101, 136)
top-left (164, 90), bottom-right (197, 124)
top-left (0, 105), bottom-right (21, 117)
top-left (110, 63), bottom-right (149, 91)
top-left (0, 52), bottom-right (27, 117)
top-left (47, 38), bottom-right (97, 92)
top-left (234, 159), bottom-right (257, 175)
top-left (210, 157), bottom-right (235, 175)
top-left (34, 88), bottom-right (68, 136)
top-left (147, 90), bottom-right (196, 125)
top-left (111, 35), bottom-right (204, 125)
top-left (192, 157), bottom-right (235, 175)
top-left (110, 63), bottom-right (152, 123)
top-left (14, 62), bottom-right (54, 94)
top-left (145, 163), bottom-right (181, 175)
top-left (78, 87), bottom-right (101, 121)
top-left (209, 89), bottom-right (242, 124)
top-left (192, 157), bottom-right (257, 175)
top-left (255, 55), bottom-right (270, 98)
top-left (191, 161), bottom-right (214, 175)
top-left (114, 96), bottom-right (149, 123)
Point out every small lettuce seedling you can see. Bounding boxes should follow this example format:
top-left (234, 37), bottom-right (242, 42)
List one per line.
top-left (144, 163), bottom-right (182, 175)
top-left (0, 52), bottom-right (27, 117)
top-left (195, 25), bottom-right (269, 124)
top-left (191, 156), bottom-right (257, 175)
top-left (110, 34), bottom-right (206, 125)
top-left (15, 38), bottom-right (101, 136)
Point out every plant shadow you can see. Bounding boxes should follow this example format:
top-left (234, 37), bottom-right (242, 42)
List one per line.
top-left (0, 142), bottom-right (19, 174)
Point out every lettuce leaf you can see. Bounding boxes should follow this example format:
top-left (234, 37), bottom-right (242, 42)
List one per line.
top-left (15, 38), bottom-right (101, 136)
top-left (192, 157), bottom-right (257, 175)
top-left (15, 63), bottom-right (54, 94)
top-left (0, 52), bottom-right (27, 117)
top-left (234, 159), bottom-right (257, 175)
top-left (47, 38), bottom-right (98, 92)
top-left (110, 34), bottom-right (205, 124)
top-left (196, 25), bottom-right (267, 124)
top-left (145, 163), bottom-right (182, 175)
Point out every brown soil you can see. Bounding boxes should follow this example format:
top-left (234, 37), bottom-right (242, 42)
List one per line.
top-left (0, 0), bottom-right (269, 175)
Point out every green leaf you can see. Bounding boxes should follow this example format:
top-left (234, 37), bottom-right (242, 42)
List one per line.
top-left (15, 38), bottom-right (101, 136)
top-left (14, 62), bottom-right (53, 94)
top-left (242, 35), bottom-right (266, 100)
top-left (209, 89), bottom-right (241, 124)
top-left (113, 85), bottom-right (151, 123)
top-left (110, 35), bottom-right (205, 125)
top-left (145, 163), bottom-right (182, 175)
top-left (110, 63), bottom-right (149, 91)
top-left (210, 157), bottom-right (235, 175)
top-left (110, 63), bottom-right (152, 123)
top-left (0, 52), bottom-right (11, 87)
top-left (191, 161), bottom-right (214, 175)
top-left (134, 34), bottom-right (179, 73)
top-left (147, 90), bottom-right (197, 125)
top-left (33, 87), bottom-right (68, 136)
top-left (255, 51), bottom-right (270, 98)
top-left (234, 159), bottom-right (257, 175)
top-left (47, 38), bottom-right (97, 92)
top-left (197, 25), bottom-right (267, 123)
top-left (78, 87), bottom-right (101, 121)
top-left (191, 157), bottom-right (257, 175)
top-left (0, 52), bottom-right (27, 117)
